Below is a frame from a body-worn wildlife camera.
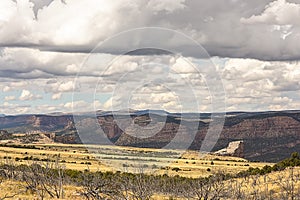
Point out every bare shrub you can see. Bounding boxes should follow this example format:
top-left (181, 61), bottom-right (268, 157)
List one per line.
top-left (22, 156), bottom-right (65, 199)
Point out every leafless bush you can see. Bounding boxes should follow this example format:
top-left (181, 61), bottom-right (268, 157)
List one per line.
top-left (120, 173), bottom-right (156, 200)
top-left (276, 167), bottom-right (300, 200)
top-left (227, 178), bottom-right (246, 200)
top-left (22, 156), bottom-right (65, 199)
top-left (78, 171), bottom-right (118, 200)
top-left (184, 172), bottom-right (228, 200)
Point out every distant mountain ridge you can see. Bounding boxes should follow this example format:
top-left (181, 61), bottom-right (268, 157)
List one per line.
top-left (1, 110), bottom-right (300, 162)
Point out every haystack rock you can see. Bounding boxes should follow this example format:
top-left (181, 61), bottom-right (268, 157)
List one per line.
top-left (215, 141), bottom-right (244, 158)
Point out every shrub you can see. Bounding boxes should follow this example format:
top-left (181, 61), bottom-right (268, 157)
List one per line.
top-left (172, 167), bottom-right (181, 172)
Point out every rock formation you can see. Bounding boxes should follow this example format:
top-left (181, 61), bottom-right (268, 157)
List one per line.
top-left (0, 110), bottom-right (300, 161)
top-left (214, 141), bottom-right (244, 158)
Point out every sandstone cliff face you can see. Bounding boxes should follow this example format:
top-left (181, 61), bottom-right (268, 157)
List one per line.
top-left (97, 113), bottom-right (300, 162)
top-left (193, 115), bottom-right (300, 162)
top-left (221, 116), bottom-right (300, 139)
top-left (215, 141), bottom-right (244, 157)
top-left (0, 111), bottom-right (300, 162)
top-left (98, 116), bottom-right (123, 141)
top-left (0, 115), bottom-right (75, 131)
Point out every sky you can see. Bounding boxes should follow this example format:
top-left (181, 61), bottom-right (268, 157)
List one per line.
top-left (0, 0), bottom-right (300, 114)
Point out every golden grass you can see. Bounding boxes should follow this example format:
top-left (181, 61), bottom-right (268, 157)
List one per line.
top-left (2, 167), bottom-right (299, 200)
top-left (0, 141), bottom-right (300, 199)
top-left (222, 167), bottom-right (300, 199)
top-left (0, 143), bottom-right (272, 178)
top-left (0, 179), bottom-right (83, 200)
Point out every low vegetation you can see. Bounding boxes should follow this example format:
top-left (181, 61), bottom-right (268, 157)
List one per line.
top-left (237, 152), bottom-right (300, 177)
top-left (0, 150), bottom-right (299, 199)
top-left (0, 143), bottom-right (268, 178)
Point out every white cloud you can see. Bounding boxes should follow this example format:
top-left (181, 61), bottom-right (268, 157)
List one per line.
top-left (0, 54), bottom-right (300, 113)
top-left (221, 58), bottom-right (300, 111)
top-left (273, 96), bottom-right (293, 104)
top-left (0, 47), bottom-right (86, 78)
top-left (57, 81), bottom-right (74, 92)
top-left (65, 101), bottom-right (84, 109)
top-left (51, 93), bottom-right (62, 100)
top-left (4, 95), bottom-right (15, 101)
top-left (0, 0), bottom-right (15, 22)
top-left (146, 0), bottom-right (186, 13)
top-left (241, 0), bottom-right (300, 26)
top-left (268, 101), bottom-right (300, 111)
top-left (0, 102), bottom-right (31, 114)
top-left (19, 90), bottom-right (33, 101)
top-left (102, 98), bottom-right (113, 110)
top-left (15, 106), bottom-right (30, 114)
top-left (44, 79), bottom-right (76, 95)
top-left (0, 0), bottom-right (138, 46)
top-left (2, 86), bottom-right (10, 92)
top-left (103, 56), bottom-right (139, 76)
top-left (1, 0), bottom-right (300, 61)
top-left (222, 58), bottom-right (300, 92)
top-left (64, 100), bottom-right (101, 112)
top-left (1, 81), bottom-right (29, 92)
top-left (170, 57), bottom-right (197, 74)
top-left (0, 0), bottom-right (36, 44)
top-left (35, 104), bottom-right (63, 113)
top-left (19, 89), bottom-right (41, 101)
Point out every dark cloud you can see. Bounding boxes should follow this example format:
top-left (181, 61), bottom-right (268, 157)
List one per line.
top-left (1, 0), bottom-right (300, 61)
top-left (125, 48), bottom-right (172, 56)
top-left (29, 0), bottom-right (66, 18)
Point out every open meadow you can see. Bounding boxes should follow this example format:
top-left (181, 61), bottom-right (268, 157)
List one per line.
top-left (0, 143), bottom-right (271, 178)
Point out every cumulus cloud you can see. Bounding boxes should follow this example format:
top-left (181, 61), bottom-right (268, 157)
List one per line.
top-left (19, 90), bottom-right (34, 101)
top-left (19, 89), bottom-right (42, 101)
top-left (51, 92), bottom-right (62, 100)
top-left (43, 78), bottom-right (78, 97)
top-left (2, 86), bottom-right (10, 92)
top-left (0, 47), bottom-right (85, 79)
top-left (4, 95), bottom-right (15, 101)
top-left (64, 100), bottom-right (101, 112)
top-left (57, 81), bottom-right (73, 92)
top-left (241, 0), bottom-right (300, 26)
top-left (146, 0), bottom-right (186, 13)
top-left (0, 102), bottom-right (31, 114)
top-left (94, 55), bottom-right (214, 113)
top-left (222, 58), bottom-right (300, 93)
top-left (221, 58), bottom-right (300, 111)
top-left (170, 57), bottom-right (198, 74)
top-left (1, 0), bottom-right (300, 61)
top-left (1, 53), bottom-right (300, 113)
top-left (1, 0), bottom-right (300, 114)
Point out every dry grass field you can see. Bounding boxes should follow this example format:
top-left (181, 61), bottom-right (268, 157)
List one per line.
top-left (0, 180), bottom-right (83, 200)
top-left (0, 143), bottom-right (271, 178)
top-left (0, 167), bottom-right (299, 199)
top-left (0, 143), bottom-right (300, 199)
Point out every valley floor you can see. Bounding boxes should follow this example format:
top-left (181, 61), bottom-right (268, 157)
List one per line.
top-left (0, 143), bottom-right (270, 178)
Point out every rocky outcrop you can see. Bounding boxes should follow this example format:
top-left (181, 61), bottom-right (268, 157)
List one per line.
top-left (215, 141), bottom-right (244, 157)
top-left (0, 110), bottom-right (300, 162)
top-left (0, 115), bottom-right (78, 144)
top-left (0, 115), bottom-right (75, 131)
top-left (94, 111), bottom-right (300, 162)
